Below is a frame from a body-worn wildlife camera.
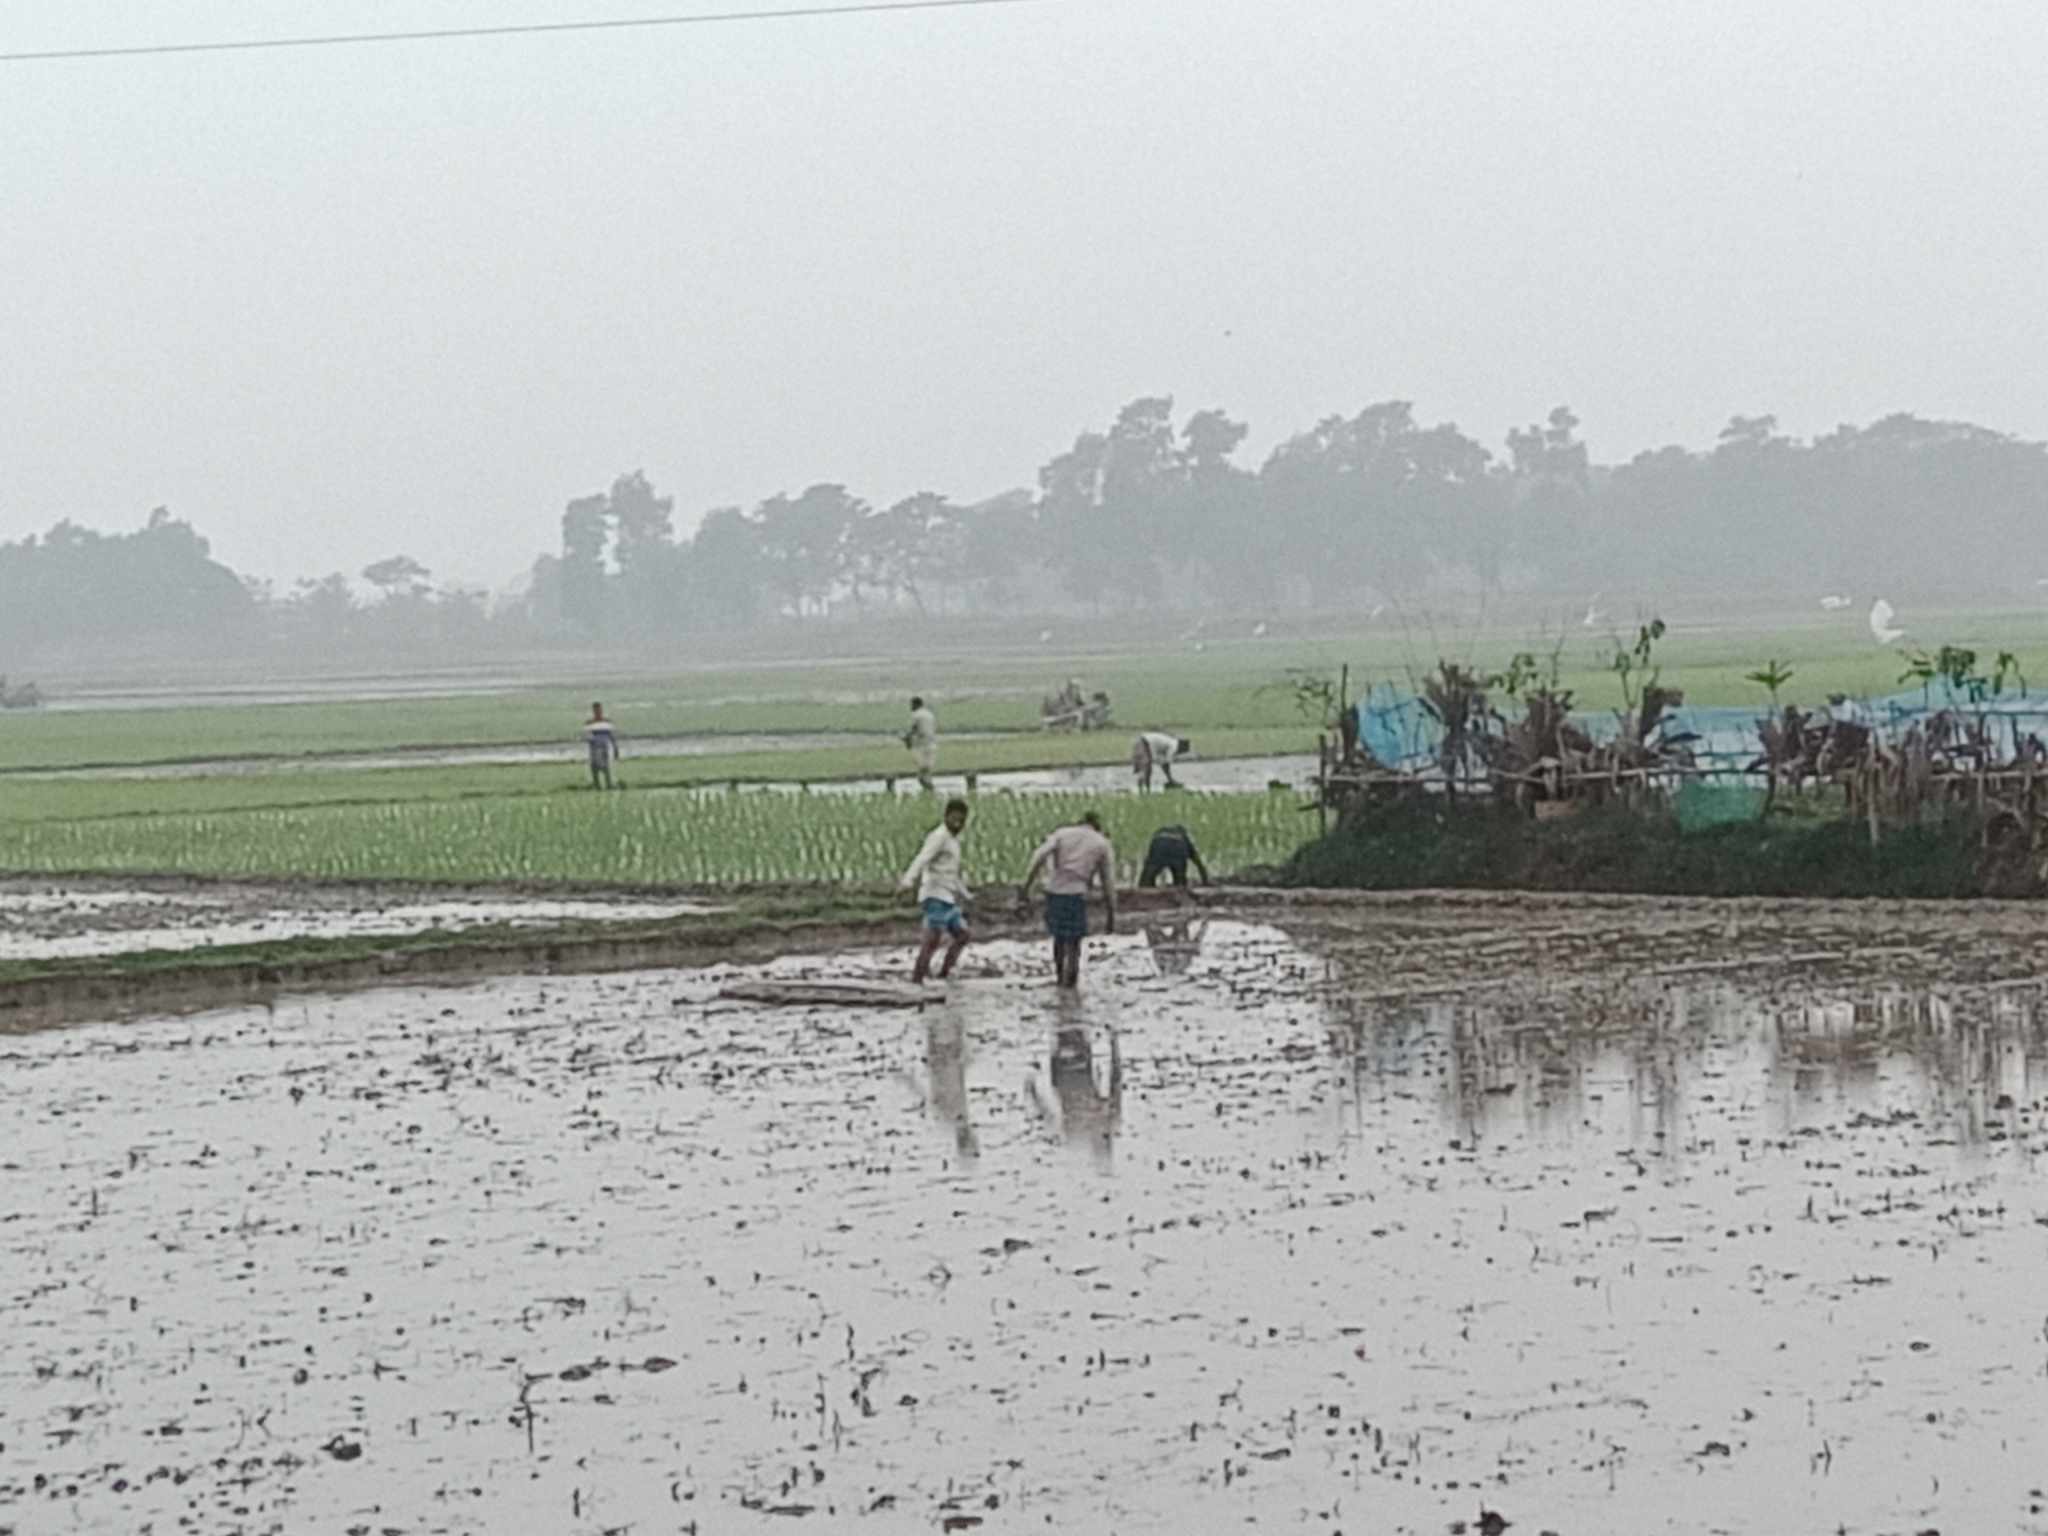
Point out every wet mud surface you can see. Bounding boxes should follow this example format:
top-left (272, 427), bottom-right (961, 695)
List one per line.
top-left (18, 746), bottom-right (1309, 795)
top-left (801, 752), bottom-right (1314, 797)
top-left (0, 878), bottom-right (715, 961)
top-left (20, 733), bottom-right (1011, 781)
top-left (5, 902), bottom-right (2048, 1533)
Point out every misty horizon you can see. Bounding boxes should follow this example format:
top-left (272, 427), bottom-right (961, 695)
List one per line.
top-left (8, 395), bottom-right (2046, 604)
top-left (10, 393), bottom-right (2045, 596)
top-left (5, 0), bottom-right (2047, 587)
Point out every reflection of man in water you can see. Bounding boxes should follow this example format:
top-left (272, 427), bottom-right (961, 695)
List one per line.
top-left (1142, 917), bottom-right (1207, 976)
top-left (924, 1013), bottom-right (978, 1159)
top-left (1027, 1017), bottom-right (1121, 1165)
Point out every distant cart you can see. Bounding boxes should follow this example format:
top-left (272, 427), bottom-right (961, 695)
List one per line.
top-left (0, 677), bottom-right (43, 710)
top-left (1040, 681), bottom-right (1112, 732)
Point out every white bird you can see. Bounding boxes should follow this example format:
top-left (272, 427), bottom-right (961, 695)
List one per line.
top-left (1820, 594), bottom-right (1850, 610)
top-left (1251, 621), bottom-right (1268, 638)
top-left (1368, 603), bottom-right (1386, 620)
top-left (1868, 598), bottom-right (1905, 645)
top-left (1580, 594), bottom-right (1603, 628)
top-left (1038, 629), bottom-right (1053, 643)
top-left (1192, 640), bottom-right (1206, 653)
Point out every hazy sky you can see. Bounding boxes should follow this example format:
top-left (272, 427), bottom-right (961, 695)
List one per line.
top-left (5, 0), bottom-right (2045, 588)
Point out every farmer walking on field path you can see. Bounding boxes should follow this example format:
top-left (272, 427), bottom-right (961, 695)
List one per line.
top-left (900, 797), bottom-right (972, 983)
top-left (584, 702), bottom-right (621, 790)
top-left (904, 695), bottom-right (939, 793)
top-left (1018, 811), bottom-right (1116, 989)
top-left (1132, 731), bottom-right (1191, 791)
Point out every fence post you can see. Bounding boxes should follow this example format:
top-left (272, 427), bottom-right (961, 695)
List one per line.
top-left (2027, 756), bottom-right (2038, 851)
top-left (1317, 733), bottom-right (1328, 836)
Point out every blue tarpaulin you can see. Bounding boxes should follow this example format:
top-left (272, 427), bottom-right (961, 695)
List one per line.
top-left (1346, 683), bottom-right (2048, 775)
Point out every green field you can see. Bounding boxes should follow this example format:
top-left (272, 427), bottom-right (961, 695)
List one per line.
top-left (0, 727), bottom-right (1309, 824)
top-left (0, 787), bottom-right (1307, 889)
top-left (8, 604), bottom-right (2044, 775)
top-left (3, 605), bottom-right (2041, 893)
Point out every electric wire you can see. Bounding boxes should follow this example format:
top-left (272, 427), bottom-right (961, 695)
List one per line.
top-left (0, 0), bottom-right (1055, 65)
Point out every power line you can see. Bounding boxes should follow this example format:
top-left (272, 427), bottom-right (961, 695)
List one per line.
top-left (0, 0), bottom-right (1055, 64)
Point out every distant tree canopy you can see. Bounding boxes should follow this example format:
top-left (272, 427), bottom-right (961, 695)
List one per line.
top-left (501, 402), bottom-right (2047, 637)
top-left (9, 403), bottom-right (2046, 660)
top-left (0, 508), bottom-right (253, 654)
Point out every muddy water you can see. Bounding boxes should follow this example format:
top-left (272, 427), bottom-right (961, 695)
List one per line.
top-left (796, 752), bottom-right (1314, 796)
top-left (4, 917), bottom-right (2048, 1533)
top-left (0, 881), bottom-right (716, 961)
top-left (21, 733), bottom-right (1012, 781)
top-left (13, 743), bottom-right (1303, 795)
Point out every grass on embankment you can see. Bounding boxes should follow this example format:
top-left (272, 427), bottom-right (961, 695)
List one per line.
top-left (1278, 798), bottom-right (2003, 900)
top-left (0, 887), bottom-right (908, 991)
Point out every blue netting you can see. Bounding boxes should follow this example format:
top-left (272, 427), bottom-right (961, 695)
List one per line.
top-left (1345, 685), bottom-right (2048, 774)
top-left (1351, 681), bottom-right (1436, 768)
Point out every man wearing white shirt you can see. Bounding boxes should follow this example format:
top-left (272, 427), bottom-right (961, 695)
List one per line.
top-left (1132, 731), bottom-right (1192, 791)
top-left (899, 797), bottom-right (972, 983)
top-left (903, 696), bottom-right (939, 792)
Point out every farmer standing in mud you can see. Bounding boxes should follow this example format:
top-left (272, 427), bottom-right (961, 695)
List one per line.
top-left (899, 796), bottom-right (972, 983)
top-left (904, 696), bottom-right (939, 792)
top-left (1018, 811), bottom-right (1116, 988)
top-left (584, 702), bottom-right (621, 790)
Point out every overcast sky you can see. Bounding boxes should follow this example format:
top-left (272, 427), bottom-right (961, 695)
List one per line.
top-left (4, 0), bottom-right (2044, 588)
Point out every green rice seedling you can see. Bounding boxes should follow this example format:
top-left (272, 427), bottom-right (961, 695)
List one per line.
top-left (0, 786), bottom-right (1311, 889)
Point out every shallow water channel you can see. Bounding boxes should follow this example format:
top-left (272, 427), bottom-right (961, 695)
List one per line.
top-left (0, 884), bottom-right (717, 962)
top-left (4, 915), bottom-right (2048, 1533)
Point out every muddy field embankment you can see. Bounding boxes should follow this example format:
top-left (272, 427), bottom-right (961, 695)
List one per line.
top-left (0, 876), bottom-right (1216, 1029)
top-left (13, 870), bottom-right (2048, 1027)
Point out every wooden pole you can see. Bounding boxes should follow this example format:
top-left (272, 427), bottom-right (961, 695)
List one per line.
top-left (1317, 733), bottom-right (1329, 836)
top-left (2026, 755), bottom-right (2037, 851)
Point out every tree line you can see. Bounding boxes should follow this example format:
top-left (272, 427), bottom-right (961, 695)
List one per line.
top-left (5, 400), bottom-right (2044, 659)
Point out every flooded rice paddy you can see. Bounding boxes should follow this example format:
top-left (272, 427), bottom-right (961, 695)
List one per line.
top-left (18, 734), bottom-right (1013, 782)
top-left (5, 901), bottom-right (2048, 1533)
top-left (18, 746), bottom-right (1305, 795)
top-left (0, 879), bottom-right (715, 961)
top-left (798, 753), bottom-right (1314, 797)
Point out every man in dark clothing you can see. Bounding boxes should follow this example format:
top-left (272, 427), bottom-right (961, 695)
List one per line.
top-left (1138, 824), bottom-right (1209, 888)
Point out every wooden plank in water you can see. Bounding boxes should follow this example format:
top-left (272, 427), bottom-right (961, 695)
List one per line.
top-left (717, 979), bottom-right (928, 1009)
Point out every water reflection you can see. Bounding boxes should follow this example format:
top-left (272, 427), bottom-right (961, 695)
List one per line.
top-left (1142, 918), bottom-right (1208, 977)
top-left (917, 1012), bottom-right (979, 1161)
top-left (1026, 1001), bottom-right (1122, 1168)
top-left (1328, 977), bottom-right (2048, 1152)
